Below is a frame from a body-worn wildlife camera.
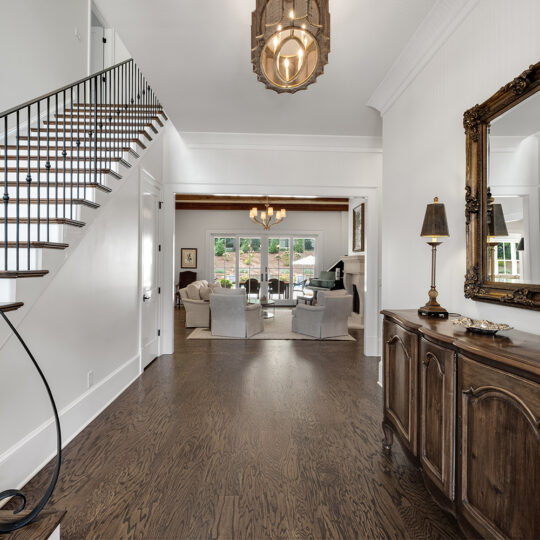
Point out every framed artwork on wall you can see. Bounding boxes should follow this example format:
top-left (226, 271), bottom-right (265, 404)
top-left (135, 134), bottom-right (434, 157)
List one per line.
top-left (353, 203), bottom-right (365, 252)
top-left (181, 248), bottom-right (197, 269)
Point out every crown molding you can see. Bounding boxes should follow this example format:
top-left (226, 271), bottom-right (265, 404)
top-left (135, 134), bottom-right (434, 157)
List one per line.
top-left (179, 132), bottom-right (382, 153)
top-left (367, 0), bottom-right (480, 116)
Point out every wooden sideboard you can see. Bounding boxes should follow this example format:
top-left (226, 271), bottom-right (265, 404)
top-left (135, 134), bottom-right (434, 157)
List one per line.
top-left (381, 310), bottom-right (540, 540)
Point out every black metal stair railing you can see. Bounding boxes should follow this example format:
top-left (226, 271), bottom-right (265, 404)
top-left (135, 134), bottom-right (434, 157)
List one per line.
top-left (0, 59), bottom-right (163, 532)
top-left (0, 59), bottom-right (162, 273)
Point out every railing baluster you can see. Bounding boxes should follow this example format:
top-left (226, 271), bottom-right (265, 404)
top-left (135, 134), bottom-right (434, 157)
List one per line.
top-left (62, 91), bottom-right (66, 222)
top-left (69, 87), bottom-right (74, 220)
top-left (46, 97), bottom-right (50, 242)
top-left (3, 117), bottom-right (8, 271)
top-left (55, 94), bottom-right (58, 220)
top-left (36, 104), bottom-right (40, 264)
top-left (93, 76), bottom-right (98, 186)
top-left (76, 84), bottom-right (80, 202)
top-left (16, 110), bottom-right (20, 271)
top-left (26, 105), bottom-right (32, 266)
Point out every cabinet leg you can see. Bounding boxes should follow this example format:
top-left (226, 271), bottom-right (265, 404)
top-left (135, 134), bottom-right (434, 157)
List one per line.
top-left (382, 421), bottom-right (393, 454)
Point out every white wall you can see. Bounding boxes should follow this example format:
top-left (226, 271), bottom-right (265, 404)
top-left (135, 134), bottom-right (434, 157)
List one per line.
top-left (174, 209), bottom-right (348, 283)
top-left (381, 0), bottom-right (540, 334)
top-left (0, 130), bottom-right (164, 495)
top-left (0, 0), bottom-right (89, 112)
top-left (162, 129), bottom-right (383, 355)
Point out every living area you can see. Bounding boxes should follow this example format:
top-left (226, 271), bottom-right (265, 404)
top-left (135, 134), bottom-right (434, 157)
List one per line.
top-left (175, 195), bottom-right (366, 340)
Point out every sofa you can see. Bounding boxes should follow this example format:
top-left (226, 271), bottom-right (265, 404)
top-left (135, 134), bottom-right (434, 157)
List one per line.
top-left (209, 288), bottom-right (264, 338)
top-left (179, 280), bottom-right (221, 327)
top-left (291, 289), bottom-right (352, 338)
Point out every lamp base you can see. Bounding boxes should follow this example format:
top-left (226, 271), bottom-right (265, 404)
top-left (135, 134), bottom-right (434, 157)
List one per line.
top-left (418, 305), bottom-right (449, 318)
top-left (418, 286), bottom-right (449, 318)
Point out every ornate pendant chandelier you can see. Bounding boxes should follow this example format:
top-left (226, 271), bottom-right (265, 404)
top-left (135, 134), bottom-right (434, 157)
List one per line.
top-left (249, 198), bottom-right (287, 230)
top-left (251, 0), bottom-right (330, 93)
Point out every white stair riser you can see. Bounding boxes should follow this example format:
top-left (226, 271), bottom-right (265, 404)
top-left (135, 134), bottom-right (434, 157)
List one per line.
top-left (0, 248), bottom-right (43, 271)
top-left (4, 223), bottom-right (66, 243)
top-left (6, 185), bottom-right (99, 201)
top-left (0, 205), bottom-right (84, 220)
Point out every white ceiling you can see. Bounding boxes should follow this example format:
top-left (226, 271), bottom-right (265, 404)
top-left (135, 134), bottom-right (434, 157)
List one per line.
top-left (95, 0), bottom-right (435, 136)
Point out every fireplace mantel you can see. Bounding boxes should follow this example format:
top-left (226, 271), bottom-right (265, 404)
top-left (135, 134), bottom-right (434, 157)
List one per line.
top-left (340, 255), bottom-right (365, 326)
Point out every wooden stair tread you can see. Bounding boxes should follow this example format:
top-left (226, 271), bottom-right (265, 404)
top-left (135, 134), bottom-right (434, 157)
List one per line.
top-left (0, 167), bottom-right (122, 179)
top-left (4, 217), bottom-right (85, 226)
top-left (0, 269), bottom-right (49, 278)
top-left (1, 155), bottom-right (131, 166)
top-left (0, 301), bottom-right (24, 312)
top-left (5, 181), bottom-right (111, 192)
top-left (24, 137), bottom-right (147, 149)
top-left (0, 510), bottom-right (66, 539)
top-left (5, 198), bottom-right (99, 208)
top-left (0, 241), bottom-right (69, 249)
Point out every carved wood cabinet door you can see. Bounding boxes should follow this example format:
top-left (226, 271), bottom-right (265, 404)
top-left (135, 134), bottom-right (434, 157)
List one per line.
top-left (458, 356), bottom-right (540, 539)
top-left (419, 338), bottom-right (456, 500)
top-left (383, 320), bottom-right (418, 456)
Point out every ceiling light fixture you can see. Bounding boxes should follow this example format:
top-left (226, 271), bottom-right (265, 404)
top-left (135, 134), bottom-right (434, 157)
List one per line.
top-left (249, 197), bottom-right (287, 230)
top-left (251, 0), bottom-right (330, 93)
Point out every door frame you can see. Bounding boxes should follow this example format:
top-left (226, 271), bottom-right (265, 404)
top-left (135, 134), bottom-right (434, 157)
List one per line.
top-left (161, 184), bottom-right (380, 359)
top-left (139, 168), bottom-right (163, 371)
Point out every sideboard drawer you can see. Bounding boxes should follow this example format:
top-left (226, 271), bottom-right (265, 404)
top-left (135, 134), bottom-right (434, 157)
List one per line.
top-left (383, 319), bottom-right (418, 456)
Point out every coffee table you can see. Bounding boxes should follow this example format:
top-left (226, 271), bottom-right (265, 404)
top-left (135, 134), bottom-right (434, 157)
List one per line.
top-left (248, 298), bottom-right (276, 319)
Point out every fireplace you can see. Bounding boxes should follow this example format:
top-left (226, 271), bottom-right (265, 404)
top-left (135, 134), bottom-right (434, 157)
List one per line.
top-left (341, 255), bottom-right (365, 325)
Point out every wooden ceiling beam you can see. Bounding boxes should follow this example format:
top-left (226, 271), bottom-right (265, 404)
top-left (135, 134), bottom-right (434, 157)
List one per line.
top-left (174, 195), bottom-right (350, 212)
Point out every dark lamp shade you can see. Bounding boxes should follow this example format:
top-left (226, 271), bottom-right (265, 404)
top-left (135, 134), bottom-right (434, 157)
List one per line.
top-left (487, 204), bottom-right (508, 237)
top-left (420, 198), bottom-right (450, 238)
top-left (517, 237), bottom-right (525, 251)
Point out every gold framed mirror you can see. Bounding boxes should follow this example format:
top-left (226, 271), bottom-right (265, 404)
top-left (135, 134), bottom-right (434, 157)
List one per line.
top-left (464, 61), bottom-right (540, 310)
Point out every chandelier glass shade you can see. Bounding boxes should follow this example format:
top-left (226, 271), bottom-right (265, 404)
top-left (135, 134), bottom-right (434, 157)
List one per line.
top-left (250, 200), bottom-right (287, 230)
top-left (251, 0), bottom-right (330, 93)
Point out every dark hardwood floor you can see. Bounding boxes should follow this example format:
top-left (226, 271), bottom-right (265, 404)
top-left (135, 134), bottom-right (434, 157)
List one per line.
top-left (8, 309), bottom-right (462, 539)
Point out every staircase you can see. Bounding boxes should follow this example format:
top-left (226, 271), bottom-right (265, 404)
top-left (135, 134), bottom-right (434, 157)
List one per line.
top-left (0, 59), bottom-right (167, 313)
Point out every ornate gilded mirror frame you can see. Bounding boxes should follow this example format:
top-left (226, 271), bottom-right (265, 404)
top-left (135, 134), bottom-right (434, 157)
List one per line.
top-left (464, 60), bottom-right (540, 311)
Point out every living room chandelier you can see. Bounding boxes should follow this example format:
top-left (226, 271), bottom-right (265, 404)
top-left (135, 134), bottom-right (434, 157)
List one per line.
top-left (249, 198), bottom-right (287, 230)
top-left (251, 0), bottom-right (330, 93)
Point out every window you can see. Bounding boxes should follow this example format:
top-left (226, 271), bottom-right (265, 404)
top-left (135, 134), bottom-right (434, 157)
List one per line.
top-left (496, 241), bottom-right (520, 278)
top-left (292, 238), bottom-right (316, 299)
top-left (213, 237), bottom-right (237, 287)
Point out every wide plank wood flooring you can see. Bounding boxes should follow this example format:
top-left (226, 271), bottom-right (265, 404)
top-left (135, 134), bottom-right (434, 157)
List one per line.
top-left (8, 308), bottom-right (462, 539)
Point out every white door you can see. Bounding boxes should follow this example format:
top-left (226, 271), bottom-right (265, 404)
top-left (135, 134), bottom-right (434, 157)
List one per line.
top-left (141, 173), bottom-right (161, 369)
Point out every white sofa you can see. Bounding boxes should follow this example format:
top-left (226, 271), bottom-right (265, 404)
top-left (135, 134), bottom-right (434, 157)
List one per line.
top-left (292, 289), bottom-right (352, 338)
top-left (209, 288), bottom-right (264, 338)
top-left (179, 280), bottom-right (221, 328)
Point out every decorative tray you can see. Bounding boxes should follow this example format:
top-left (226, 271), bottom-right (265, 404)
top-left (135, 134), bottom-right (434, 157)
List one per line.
top-left (452, 317), bottom-right (513, 335)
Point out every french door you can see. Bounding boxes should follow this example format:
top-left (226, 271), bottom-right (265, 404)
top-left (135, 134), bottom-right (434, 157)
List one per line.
top-left (212, 234), bottom-right (317, 306)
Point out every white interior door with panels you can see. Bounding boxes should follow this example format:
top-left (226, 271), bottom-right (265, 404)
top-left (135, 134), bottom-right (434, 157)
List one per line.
top-left (141, 171), bottom-right (162, 369)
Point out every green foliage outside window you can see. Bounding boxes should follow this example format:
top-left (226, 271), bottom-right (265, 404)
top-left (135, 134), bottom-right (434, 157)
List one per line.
top-left (269, 239), bottom-right (279, 254)
top-left (214, 238), bottom-right (225, 256)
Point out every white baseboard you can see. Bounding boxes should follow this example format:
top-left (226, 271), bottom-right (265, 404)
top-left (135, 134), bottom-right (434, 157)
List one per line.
top-left (364, 334), bottom-right (380, 357)
top-left (0, 353), bottom-right (140, 497)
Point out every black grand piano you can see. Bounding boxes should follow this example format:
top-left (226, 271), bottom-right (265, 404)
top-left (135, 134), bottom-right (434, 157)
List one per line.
top-left (304, 258), bottom-right (345, 300)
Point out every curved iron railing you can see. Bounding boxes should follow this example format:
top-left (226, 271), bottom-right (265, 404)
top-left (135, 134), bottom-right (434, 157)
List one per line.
top-left (0, 309), bottom-right (62, 533)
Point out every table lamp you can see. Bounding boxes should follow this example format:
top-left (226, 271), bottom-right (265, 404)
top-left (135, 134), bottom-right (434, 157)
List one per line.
top-left (419, 197), bottom-right (449, 318)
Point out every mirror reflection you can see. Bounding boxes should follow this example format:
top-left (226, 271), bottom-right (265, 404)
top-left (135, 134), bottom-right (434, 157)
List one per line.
top-left (487, 90), bottom-right (540, 283)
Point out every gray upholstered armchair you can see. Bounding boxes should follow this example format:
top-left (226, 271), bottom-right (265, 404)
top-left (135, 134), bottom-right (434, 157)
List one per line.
top-left (209, 288), bottom-right (263, 338)
top-left (291, 289), bottom-right (352, 338)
